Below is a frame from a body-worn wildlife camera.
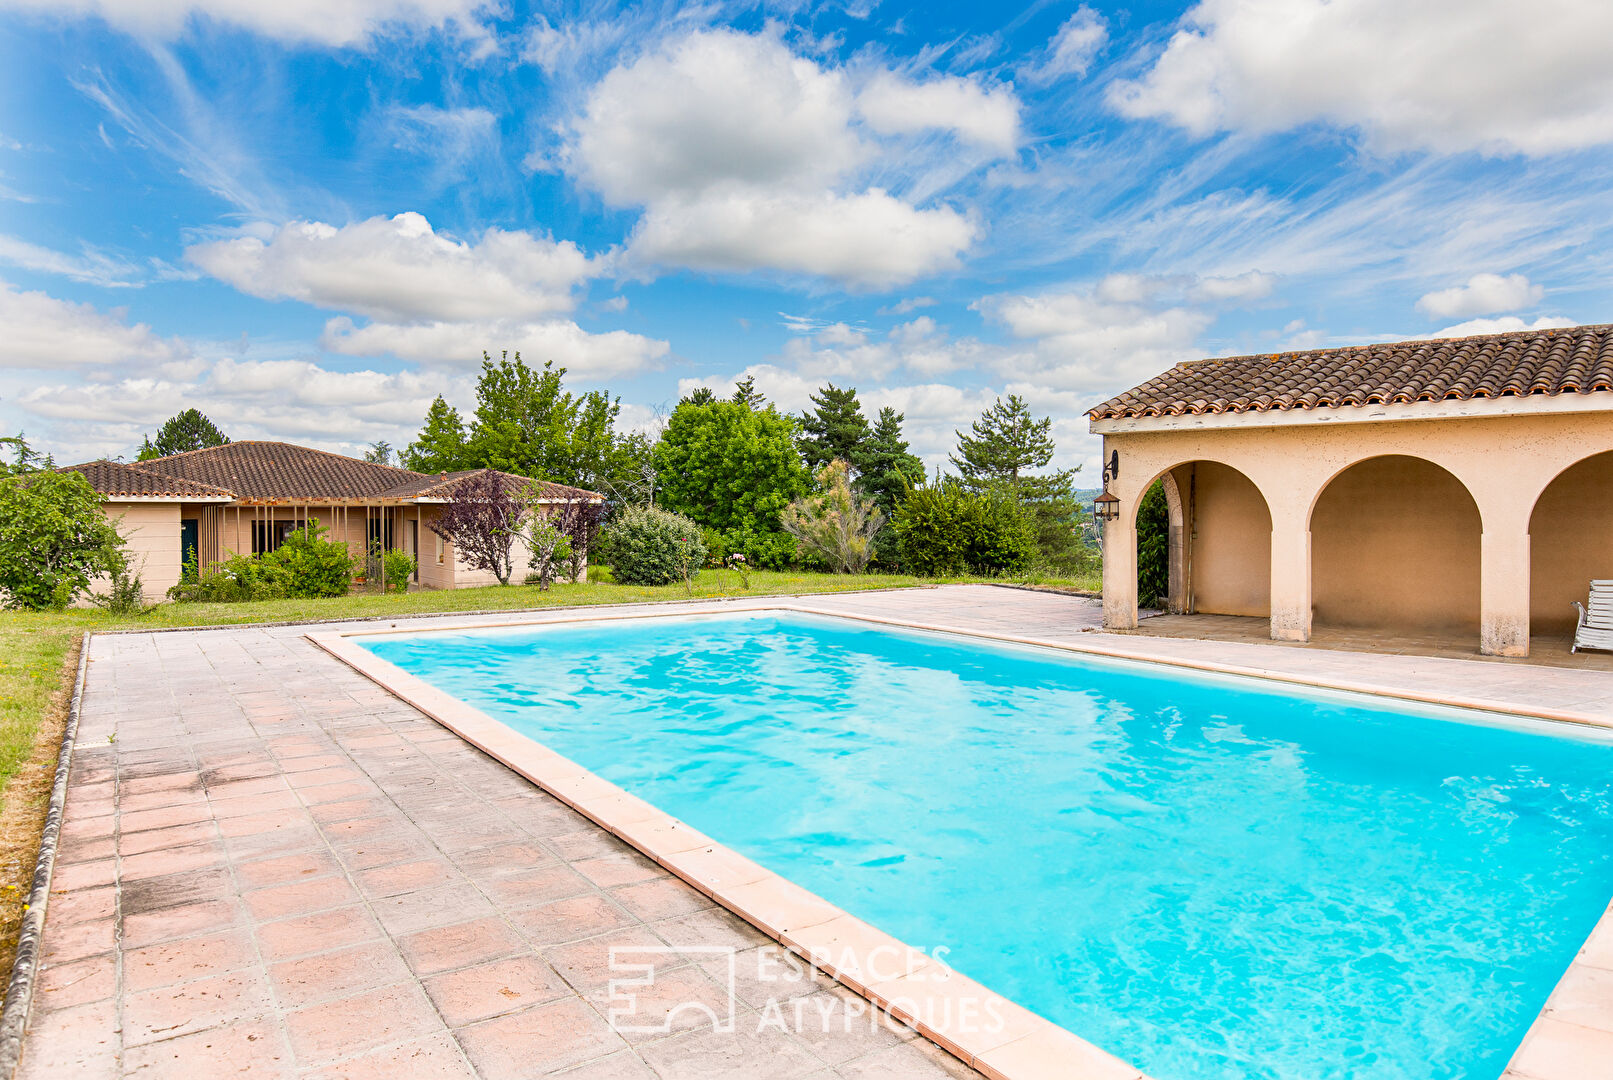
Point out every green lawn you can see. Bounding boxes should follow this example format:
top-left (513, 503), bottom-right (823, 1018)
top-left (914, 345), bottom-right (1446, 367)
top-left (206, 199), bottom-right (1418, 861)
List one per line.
top-left (0, 566), bottom-right (1098, 803)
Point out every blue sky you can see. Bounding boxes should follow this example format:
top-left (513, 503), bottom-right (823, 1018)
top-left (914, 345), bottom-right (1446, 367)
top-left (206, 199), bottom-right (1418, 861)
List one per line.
top-left (3, 0), bottom-right (1611, 476)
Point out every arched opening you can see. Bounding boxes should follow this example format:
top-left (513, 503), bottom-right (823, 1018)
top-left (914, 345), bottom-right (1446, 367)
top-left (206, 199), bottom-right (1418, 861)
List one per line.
top-left (1310, 456), bottom-right (1480, 634)
top-left (1529, 450), bottom-right (1613, 636)
top-left (1137, 461), bottom-right (1271, 616)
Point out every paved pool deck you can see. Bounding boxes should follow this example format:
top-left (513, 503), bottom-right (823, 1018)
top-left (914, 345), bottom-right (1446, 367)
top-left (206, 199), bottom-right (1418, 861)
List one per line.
top-left (20, 585), bottom-right (1613, 1079)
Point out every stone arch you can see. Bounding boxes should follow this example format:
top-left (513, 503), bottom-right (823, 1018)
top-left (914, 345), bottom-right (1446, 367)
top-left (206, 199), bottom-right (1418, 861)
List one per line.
top-left (1134, 460), bottom-right (1272, 617)
top-left (1308, 454), bottom-right (1482, 634)
top-left (1528, 449), bottom-right (1613, 635)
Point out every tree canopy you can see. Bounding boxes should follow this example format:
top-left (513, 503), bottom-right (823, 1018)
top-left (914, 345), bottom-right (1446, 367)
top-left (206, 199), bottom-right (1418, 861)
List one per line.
top-left (0, 446), bottom-right (125, 609)
top-left (138, 409), bottom-right (229, 460)
top-left (402, 396), bottom-right (469, 474)
top-left (856, 406), bottom-right (925, 515)
top-left (798, 383), bottom-right (871, 474)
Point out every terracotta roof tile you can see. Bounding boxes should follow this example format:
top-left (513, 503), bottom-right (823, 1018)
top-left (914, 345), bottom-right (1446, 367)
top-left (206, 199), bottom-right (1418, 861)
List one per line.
top-left (62, 459), bottom-right (235, 499)
top-left (1089, 323), bottom-right (1613, 420)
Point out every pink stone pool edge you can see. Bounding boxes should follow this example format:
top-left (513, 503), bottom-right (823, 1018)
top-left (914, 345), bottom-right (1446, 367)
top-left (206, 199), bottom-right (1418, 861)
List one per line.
top-left (307, 604), bottom-right (1613, 1080)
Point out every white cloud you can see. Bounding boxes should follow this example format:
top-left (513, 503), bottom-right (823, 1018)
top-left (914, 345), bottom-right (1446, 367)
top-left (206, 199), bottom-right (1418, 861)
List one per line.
top-left (0, 281), bottom-right (191, 369)
top-left (627, 188), bottom-right (976, 289)
top-left (563, 28), bottom-right (990, 287)
top-left (1188, 269), bottom-right (1276, 303)
top-left (878, 296), bottom-right (938, 316)
top-left (1031, 7), bottom-right (1108, 82)
top-left (0, 0), bottom-right (493, 48)
top-left (1430, 315), bottom-right (1575, 338)
top-left (0, 235), bottom-right (142, 287)
top-left (187, 213), bottom-right (599, 323)
top-left (1415, 272), bottom-right (1544, 319)
top-left (1109, 0), bottom-right (1613, 155)
top-left (856, 72), bottom-right (1020, 154)
top-left (320, 317), bottom-right (669, 379)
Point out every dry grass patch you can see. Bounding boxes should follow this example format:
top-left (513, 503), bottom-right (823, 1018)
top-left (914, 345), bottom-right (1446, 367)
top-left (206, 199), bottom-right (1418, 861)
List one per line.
top-left (0, 631), bottom-right (78, 988)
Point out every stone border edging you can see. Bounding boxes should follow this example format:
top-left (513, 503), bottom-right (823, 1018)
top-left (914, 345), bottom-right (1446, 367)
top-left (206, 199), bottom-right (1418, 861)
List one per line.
top-left (0, 631), bottom-right (90, 1079)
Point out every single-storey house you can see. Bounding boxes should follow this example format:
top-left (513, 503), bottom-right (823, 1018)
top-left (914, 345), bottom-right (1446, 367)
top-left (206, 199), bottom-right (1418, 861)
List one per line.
top-left (64, 441), bottom-right (605, 598)
top-left (1089, 322), bottom-right (1613, 657)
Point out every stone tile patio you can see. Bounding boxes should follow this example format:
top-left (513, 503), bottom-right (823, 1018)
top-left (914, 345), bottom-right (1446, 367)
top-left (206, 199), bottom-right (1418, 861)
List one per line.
top-left (20, 585), bottom-right (1613, 1078)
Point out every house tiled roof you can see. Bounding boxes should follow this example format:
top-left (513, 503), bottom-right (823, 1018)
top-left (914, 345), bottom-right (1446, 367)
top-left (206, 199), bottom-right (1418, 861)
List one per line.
top-left (1089, 323), bottom-right (1613, 420)
top-left (62, 459), bottom-right (234, 499)
top-left (379, 469), bottom-right (605, 502)
top-left (80, 441), bottom-right (607, 504)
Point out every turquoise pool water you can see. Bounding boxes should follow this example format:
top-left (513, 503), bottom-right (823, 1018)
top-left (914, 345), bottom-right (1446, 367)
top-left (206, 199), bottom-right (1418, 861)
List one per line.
top-left (362, 611), bottom-right (1613, 1080)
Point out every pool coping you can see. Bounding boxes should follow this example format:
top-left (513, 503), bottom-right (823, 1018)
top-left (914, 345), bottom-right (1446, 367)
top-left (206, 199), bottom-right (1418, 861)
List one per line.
top-left (306, 602), bottom-right (1613, 1080)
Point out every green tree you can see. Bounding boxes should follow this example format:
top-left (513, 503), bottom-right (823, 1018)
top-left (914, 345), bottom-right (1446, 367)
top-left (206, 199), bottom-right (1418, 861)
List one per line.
top-left (1136, 480), bottom-right (1170, 607)
top-left (680, 386), bottom-right (716, 407)
top-left (781, 460), bottom-right (885, 574)
top-left (893, 477), bottom-right (1036, 577)
top-left (364, 440), bottom-right (394, 465)
top-left (653, 400), bottom-right (808, 567)
top-left (0, 457), bottom-right (126, 609)
top-left (137, 409), bottom-right (229, 460)
top-left (951, 395), bottom-right (1087, 573)
top-left (731, 375), bottom-right (765, 409)
top-left (465, 351), bottom-right (575, 480)
top-left (798, 383), bottom-right (871, 474)
top-left (855, 407), bottom-right (925, 516)
top-left (403, 396), bottom-right (470, 474)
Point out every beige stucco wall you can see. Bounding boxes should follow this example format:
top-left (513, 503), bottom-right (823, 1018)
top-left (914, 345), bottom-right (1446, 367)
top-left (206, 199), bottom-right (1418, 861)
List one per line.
top-left (94, 502), bottom-right (182, 599)
top-left (1530, 450), bottom-right (1613, 632)
top-left (1310, 456), bottom-right (1481, 630)
top-left (1097, 401), bottom-right (1613, 656)
top-left (1176, 461), bottom-right (1272, 616)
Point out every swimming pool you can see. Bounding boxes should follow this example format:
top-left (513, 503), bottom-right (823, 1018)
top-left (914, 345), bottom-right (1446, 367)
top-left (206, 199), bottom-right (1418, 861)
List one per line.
top-left (358, 610), bottom-right (1613, 1080)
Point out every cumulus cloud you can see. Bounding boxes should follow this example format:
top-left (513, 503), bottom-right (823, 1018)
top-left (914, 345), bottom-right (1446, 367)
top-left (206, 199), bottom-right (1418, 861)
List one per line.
top-left (320, 317), bottom-right (669, 378)
top-left (1430, 315), bottom-right (1575, 338)
top-left (1029, 7), bottom-right (1108, 83)
top-left (627, 188), bottom-right (977, 289)
top-left (1188, 269), bottom-right (1276, 303)
top-left (186, 213), bottom-right (599, 323)
top-left (563, 28), bottom-right (988, 287)
top-left (856, 72), bottom-right (1020, 153)
top-left (1109, 0), bottom-right (1613, 155)
top-left (1415, 272), bottom-right (1544, 319)
top-left (0, 281), bottom-right (191, 368)
top-left (0, 0), bottom-right (493, 48)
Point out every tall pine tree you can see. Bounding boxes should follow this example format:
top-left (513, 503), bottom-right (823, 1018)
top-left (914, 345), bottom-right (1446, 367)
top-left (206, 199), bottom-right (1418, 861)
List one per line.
top-left (731, 375), bottom-right (765, 409)
top-left (798, 383), bottom-right (871, 473)
top-left (855, 407), bottom-right (924, 515)
top-left (137, 409), bottom-right (229, 460)
top-left (403, 396), bottom-right (469, 474)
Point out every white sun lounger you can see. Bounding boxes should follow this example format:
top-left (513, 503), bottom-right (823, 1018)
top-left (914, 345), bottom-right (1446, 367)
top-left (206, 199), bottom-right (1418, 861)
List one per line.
top-left (1572, 580), bottom-right (1613, 654)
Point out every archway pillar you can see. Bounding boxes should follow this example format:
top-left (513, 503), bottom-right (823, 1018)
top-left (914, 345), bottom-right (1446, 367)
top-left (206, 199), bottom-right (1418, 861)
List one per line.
top-left (1102, 513), bottom-right (1139, 631)
top-left (1268, 501), bottom-right (1312, 642)
top-left (1480, 515), bottom-right (1532, 658)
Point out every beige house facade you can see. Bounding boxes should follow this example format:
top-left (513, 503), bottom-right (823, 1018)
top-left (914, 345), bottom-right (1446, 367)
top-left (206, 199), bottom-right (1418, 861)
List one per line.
top-left (1090, 324), bottom-right (1613, 657)
top-left (66, 442), bottom-right (604, 599)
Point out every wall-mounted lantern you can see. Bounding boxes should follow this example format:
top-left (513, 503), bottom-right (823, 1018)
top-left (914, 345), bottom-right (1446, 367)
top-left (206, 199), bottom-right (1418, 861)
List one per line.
top-left (1093, 450), bottom-right (1121, 526)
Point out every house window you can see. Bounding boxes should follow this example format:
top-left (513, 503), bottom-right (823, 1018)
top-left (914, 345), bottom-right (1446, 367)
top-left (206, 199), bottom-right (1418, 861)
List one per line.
top-left (435, 531), bottom-right (444, 565)
top-left (252, 519), bottom-right (306, 554)
top-left (367, 516), bottom-right (393, 552)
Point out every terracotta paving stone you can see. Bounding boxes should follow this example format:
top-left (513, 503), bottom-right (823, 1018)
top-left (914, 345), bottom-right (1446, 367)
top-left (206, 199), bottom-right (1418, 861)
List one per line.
top-left (369, 882), bottom-right (498, 937)
top-left (122, 867), bottom-right (233, 915)
top-left (299, 1034), bottom-right (478, 1080)
top-left (124, 969), bottom-right (275, 1045)
top-left (508, 893), bottom-right (637, 948)
top-left (39, 915), bottom-right (115, 965)
top-left (44, 884), bottom-right (116, 926)
top-left (584, 962), bottom-right (739, 1045)
top-left (285, 982), bottom-right (446, 1066)
top-left (119, 839), bottom-right (228, 882)
top-left (354, 857), bottom-right (462, 898)
top-left (235, 849), bottom-right (344, 891)
top-left (635, 1022), bottom-right (826, 1080)
top-left (124, 928), bottom-right (260, 992)
top-left (573, 852), bottom-right (668, 890)
top-left (243, 875), bottom-right (360, 921)
top-left (34, 955), bottom-right (116, 1010)
top-left (542, 926), bottom-right (686, 994)
top-left (472, 862), bottom-right (592, 909)
top-left (610, 876), bottom-right (716, 923)
top-left (396, 917), bottom-right (529, 977)
top-left (118, 821), bottom-right (214, 857)
top-left (121, 899), bottom-right (243, 949)
top-left (122, 1019), bottom-right (296, 1078)
top-left (253, 905), bottom-right (384, 963)
top-left (267, 940), bottom-right (412, 1008)
top-left (15, 999), bottom-right (120, 1080)
top-left (453, 997), bottom-right (626, 1080)
top-left (422, 955), bottom-right (569, 1026)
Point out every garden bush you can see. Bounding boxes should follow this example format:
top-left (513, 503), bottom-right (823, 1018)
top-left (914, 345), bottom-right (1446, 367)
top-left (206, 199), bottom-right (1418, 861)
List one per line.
top-left (169, 523), bottom-right (354, 602)
top-left (382, 548), bottom-right (416, 593)
top-left (602, 505), bottom-right (708, 586)
top-left (0, 468), bottom-right (125, 609)
top-left (1136, 480), bottom-right (1169, 607)
top-left (894, 481), bottom-right (1036, 576)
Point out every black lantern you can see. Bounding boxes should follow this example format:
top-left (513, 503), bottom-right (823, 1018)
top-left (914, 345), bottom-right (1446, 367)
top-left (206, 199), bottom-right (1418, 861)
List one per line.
top-left (1093, 450), bottom-right (1121, 525)
top-left (1093, 489), bottom-right (1120, 524)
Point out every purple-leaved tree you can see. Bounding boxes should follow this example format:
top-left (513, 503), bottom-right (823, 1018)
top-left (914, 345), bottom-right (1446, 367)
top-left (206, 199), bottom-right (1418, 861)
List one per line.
top-left (554, 499), bottom-right (609, 584)
top-left (428, 471), bottom-right (526, 586)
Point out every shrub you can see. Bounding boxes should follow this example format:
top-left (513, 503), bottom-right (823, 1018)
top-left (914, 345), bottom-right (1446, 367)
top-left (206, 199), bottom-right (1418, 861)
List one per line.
top-left (894, 481), bottom-right (1036, 576)
top-left (1136, 480), bottom-right (1170, 607)
top-left (603, 505), bottom-right (708, 586)
top-left (90, 553), bottom-right (155, 615)
top-left (382, 548), bottom-right (416, 593)
top-left (781, 460), bottom-right (885, 574)
top-left (271, 524), bottom-right (355, 598)
top-left (168, 552), bottom-right (285, 603)
top-left (526, 516), bottom-right (572, 591)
